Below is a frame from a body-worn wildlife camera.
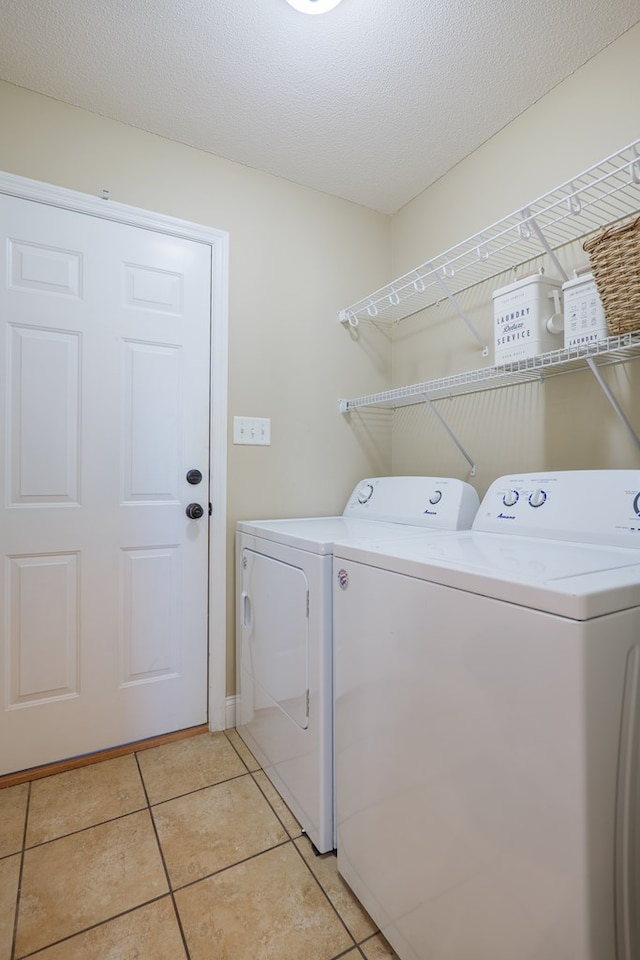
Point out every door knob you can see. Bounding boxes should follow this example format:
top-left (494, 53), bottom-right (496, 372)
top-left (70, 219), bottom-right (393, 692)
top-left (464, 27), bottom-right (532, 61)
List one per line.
top-left (186, 502), bottom-right (204, 520)
top-left (186, 469), bottom-right (203, 485)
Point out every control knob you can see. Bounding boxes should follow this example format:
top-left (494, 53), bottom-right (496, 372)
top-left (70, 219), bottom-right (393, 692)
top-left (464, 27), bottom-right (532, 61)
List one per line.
top-left (528, 489), bottom-right (547, 508)
top-left (357, 483), bottom-right (374, 504)
top-left (429, 490), bottom-right (442, 505)
top-left (502, 490), bottom-right (519, 507)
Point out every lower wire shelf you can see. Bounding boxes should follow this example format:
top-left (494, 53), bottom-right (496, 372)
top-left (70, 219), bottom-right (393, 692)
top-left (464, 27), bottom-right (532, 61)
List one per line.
top-left (338, 332), bottom-right (640, 412)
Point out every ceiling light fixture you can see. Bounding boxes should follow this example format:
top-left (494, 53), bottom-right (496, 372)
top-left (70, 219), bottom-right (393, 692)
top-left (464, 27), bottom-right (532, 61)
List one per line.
top-left (284, 0), bottom-right (343, 14)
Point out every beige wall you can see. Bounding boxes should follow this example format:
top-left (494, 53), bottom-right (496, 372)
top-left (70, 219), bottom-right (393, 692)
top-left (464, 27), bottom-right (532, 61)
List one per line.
top-left (0, 81), bottom-right (392, 696)
top-left (2, 20), bottom-right (639, 702)
top-left (389, 23), bottom-right (640, 496)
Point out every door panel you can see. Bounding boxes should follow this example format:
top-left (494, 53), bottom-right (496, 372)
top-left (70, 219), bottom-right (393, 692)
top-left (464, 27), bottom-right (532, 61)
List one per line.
top-left (241, 549), bottom-right (309, 730)
top-left (120, 546), bottom-right (180, 685)
top-left (0, 194), bottom-right (211, 774)
top-left (10, 326), bottom-right (80, 503)
top-left (7, 553), bottom-right (79, 706)
top-left (122, 341), bottom-right (182, 500)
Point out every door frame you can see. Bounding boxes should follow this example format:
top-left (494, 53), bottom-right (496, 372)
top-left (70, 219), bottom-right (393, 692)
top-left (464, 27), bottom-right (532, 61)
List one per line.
top-left (0, 170), bottom-right (229, 731)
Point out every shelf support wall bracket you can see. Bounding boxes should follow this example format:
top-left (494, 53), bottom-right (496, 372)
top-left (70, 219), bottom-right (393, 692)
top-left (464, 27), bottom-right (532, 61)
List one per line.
top-left (422, 395), bottom-right (476, 477)
top-left (585, 357), bottom-right (640, 455)
top-left (520, 208), bottom-right (569, 282)
top-left (433, 273), bottom-right (489, 357)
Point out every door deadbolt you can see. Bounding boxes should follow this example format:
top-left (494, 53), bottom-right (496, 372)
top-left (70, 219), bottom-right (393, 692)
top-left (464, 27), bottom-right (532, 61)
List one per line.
top-left (185, 502), bottom-right (204, 520)
top-left (186, 469), bottom-right (203, 485)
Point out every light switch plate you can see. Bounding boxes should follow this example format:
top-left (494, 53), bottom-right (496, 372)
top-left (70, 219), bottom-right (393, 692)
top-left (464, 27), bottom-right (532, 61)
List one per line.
top-left (233, 416), bottom-right (271, 445)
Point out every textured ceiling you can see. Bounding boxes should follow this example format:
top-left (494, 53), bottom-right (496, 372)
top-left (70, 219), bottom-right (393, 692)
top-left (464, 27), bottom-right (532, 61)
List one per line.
top-left (0, 0), bottom-right (638, 213)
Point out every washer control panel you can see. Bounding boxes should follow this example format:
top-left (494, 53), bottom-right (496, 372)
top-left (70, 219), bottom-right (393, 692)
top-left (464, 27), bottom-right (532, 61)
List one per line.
top-left (475, 470), bottom-right (640, 546)
top-left (344, 476), bottom-right (479, 530)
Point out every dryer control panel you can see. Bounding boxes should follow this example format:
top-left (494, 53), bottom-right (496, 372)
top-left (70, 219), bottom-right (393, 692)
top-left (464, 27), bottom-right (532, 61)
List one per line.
top-left (474, 470), bottom-right (640, 547)
top-left (343, 476), bottom-right (479, 530)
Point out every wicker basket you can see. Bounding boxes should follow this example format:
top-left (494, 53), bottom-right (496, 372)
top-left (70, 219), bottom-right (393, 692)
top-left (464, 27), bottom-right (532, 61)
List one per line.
top-left (582, 214), bottom-right (640, 335)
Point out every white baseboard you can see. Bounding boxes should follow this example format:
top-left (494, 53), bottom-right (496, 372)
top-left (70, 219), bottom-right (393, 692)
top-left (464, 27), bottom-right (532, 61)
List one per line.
top-left (225, 696), bottom-right (238, 729)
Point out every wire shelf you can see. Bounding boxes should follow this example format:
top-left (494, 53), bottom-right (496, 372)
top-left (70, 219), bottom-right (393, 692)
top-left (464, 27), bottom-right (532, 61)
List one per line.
top-left (339, 333), bottom-right (640, 412)
top-left (338, 140), bottom-right (640, 327)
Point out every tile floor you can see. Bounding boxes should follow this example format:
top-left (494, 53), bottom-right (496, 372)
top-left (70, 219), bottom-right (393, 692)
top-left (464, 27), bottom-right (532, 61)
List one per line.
top-left (0, 730), bottom-right (398, 960)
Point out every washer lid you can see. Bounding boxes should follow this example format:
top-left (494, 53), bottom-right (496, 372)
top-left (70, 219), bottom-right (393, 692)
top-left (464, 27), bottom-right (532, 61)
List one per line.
top-left (333, 531), bottom-right (640, 620)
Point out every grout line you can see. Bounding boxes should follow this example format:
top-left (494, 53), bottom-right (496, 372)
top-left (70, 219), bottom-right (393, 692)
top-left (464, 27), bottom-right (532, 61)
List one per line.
top-left (22, 804), bottom-right (150, 852)
top-left (146, 769), bottom-right (250, 809)
top-left (133, 751), bottom-right (192, 960)
top-left (13, 896), bottom-right (171, 960)
top-left (10, 780), bottom-right (31, 960)
top-left (248, 769), bottom-right (303, 840)
top-left (289, 836), bottom-right (358, 953)
top-left (225, 728), bottom-right (305, 842)
top-left (334, 947), bottom-right (366, 960)
top-left (223, 728), bottom-right (261, 775)
top-left (169, 837), bottom-right (294, 895)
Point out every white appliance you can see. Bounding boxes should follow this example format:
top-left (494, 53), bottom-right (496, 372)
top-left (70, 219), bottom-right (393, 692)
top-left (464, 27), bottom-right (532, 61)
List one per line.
top-left (334, 470), bottom-right (640, 960)
top-left (236, 476), bottom-right (479, 853)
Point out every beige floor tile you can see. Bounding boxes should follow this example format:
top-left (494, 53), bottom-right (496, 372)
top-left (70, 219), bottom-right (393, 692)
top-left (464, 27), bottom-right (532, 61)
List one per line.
top-left (295, 837), bottom-right (377, 942)
top-left (226, 728), bottom-right (260, 771)
top-left (0, 784), bottom-right (28, 858)
top-left (15, 810), bottom-right (168, 957)
top-left (26, 755), bottom-right (147, 846)
top-left (28, 897), bottom-right (187, 960)
top-left (360, 933), bottom-right (400, 959)
top-left (175, 843), bottom-right (354, 960)
top-left (0, 855), bottom-right (20, 960)
top-left (137, 732), bottom-right (246, 804)
top-left (252, 770), bottom-right (303, 839)
top-left (153, 774), bottom-right (288, 887)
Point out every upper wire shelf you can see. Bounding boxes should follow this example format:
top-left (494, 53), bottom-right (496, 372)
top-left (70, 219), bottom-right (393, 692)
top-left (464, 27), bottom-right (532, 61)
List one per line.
top-left (338, 333), bottom-right (640, 412)
top-left (338, 139), bottom-right (640, 328)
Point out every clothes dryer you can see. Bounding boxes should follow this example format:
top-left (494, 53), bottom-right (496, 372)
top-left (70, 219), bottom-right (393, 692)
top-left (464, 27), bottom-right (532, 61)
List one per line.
top-left (334, 470), bottom-right (640, 960)
top-left (236, 476), bottom-right (478, 853)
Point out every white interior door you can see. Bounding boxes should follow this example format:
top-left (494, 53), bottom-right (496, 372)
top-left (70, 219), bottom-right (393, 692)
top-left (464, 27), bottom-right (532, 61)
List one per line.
top-left (0, 194), bottom-right (212, 775)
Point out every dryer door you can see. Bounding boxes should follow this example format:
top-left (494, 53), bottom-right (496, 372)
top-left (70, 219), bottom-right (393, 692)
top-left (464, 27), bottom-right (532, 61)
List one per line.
top-left (240, 548), bottom-right (309, 729)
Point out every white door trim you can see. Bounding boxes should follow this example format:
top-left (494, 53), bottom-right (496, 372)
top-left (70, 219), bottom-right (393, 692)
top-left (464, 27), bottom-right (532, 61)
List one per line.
top-left (0, 170), bottom-right (229, 732)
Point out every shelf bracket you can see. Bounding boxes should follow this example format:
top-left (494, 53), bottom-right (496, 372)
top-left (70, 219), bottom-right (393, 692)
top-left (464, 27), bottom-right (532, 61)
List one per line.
top-left (585, 358), bottom-right (640, 455)
top-left (433, 273), bottom-right (489, 357)
top-left (422, 395), bottom-right (476, 477)
top-left (520, 208), bottom-right (569, 282)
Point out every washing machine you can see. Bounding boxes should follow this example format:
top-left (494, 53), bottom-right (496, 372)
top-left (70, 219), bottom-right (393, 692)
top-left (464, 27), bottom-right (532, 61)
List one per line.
top-left (236, 476), bottom-right (479, 853)
top-left (334, 470), bottom-right (640, 960)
